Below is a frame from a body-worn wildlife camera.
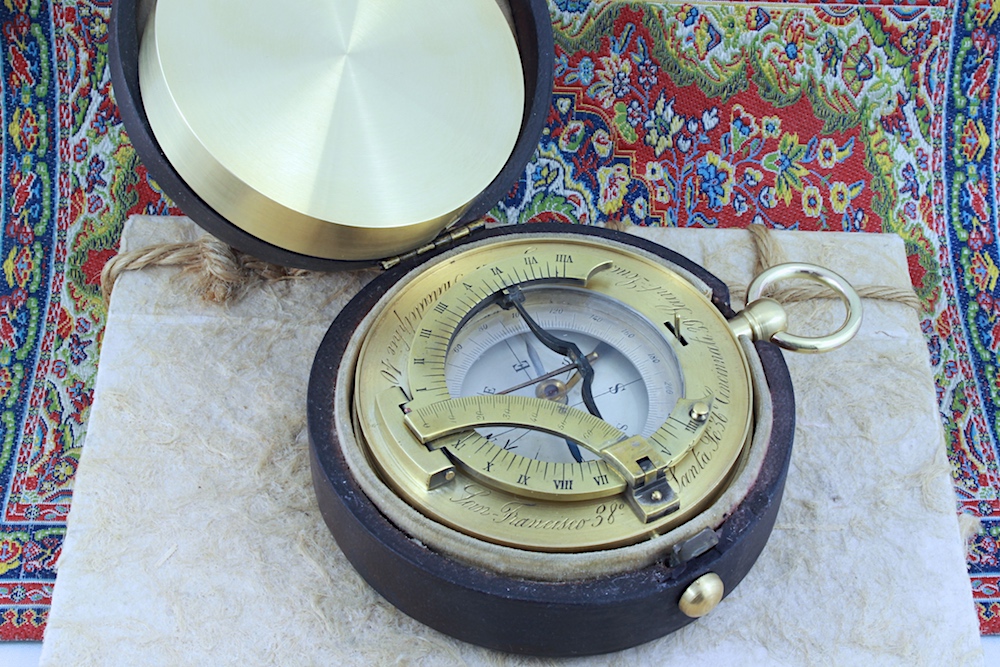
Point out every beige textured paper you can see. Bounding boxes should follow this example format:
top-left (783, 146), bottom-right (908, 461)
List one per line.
top-left (41, 217), bottom-right (983, 666)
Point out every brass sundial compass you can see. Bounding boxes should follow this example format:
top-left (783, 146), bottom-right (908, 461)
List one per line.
top-left (110, 0), bottom-right (862, 656)
top-left (308, 224), bottom-right (860, 655)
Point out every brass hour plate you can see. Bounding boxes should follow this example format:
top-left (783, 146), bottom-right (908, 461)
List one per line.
top-left (352, 235), bottom-right (754, 552)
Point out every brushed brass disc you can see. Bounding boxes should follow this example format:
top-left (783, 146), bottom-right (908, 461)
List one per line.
top-left (139, 0), bottom-right (524, 261)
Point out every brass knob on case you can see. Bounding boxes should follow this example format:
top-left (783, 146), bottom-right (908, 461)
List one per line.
top-left (679, 573), bottom-right (725, 618)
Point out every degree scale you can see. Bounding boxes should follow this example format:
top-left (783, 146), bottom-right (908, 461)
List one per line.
top-left (109, 0), bottom-right (862, 656)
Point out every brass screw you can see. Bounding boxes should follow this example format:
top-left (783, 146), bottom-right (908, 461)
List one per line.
top-left (689, 402), bottom-right (710, 423)
top-left (651, 491), bottom-right (663, 502)
top-left (445, 470), bottom-right (456, 482)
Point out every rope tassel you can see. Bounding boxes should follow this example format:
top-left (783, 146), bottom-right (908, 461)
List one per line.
top-left (101, 234), bottom-right (312, 305)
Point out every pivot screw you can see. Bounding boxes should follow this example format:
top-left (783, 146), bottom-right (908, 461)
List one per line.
top-left (689, 402), bottom-right (710, 422)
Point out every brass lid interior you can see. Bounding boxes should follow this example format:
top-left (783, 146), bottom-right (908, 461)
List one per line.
top-left (139, 0), bottom-right (525, 261)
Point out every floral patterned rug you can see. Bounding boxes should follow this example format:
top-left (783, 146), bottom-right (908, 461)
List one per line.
top-left (0, 0), bottom-right (996, 640)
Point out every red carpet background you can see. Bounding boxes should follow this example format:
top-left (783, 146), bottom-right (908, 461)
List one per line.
top-left (0, 0), bottom-right (997, 639)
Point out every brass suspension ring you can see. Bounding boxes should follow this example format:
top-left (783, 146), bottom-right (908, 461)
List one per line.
top-left (747, 263), bottom-right (863, 353)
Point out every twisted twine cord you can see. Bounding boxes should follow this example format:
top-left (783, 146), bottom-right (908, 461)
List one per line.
top-left (100, 224), bottom-right (921, 311)
top-left (101, 234), bottom-right (311, 304)
top-left (734, 225), bottom-right (921, 311)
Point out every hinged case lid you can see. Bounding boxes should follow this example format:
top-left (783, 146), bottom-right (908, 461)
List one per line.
top-left (110, 0), bottom-right (555, 271)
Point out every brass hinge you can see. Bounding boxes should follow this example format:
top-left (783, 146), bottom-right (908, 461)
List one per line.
top-left (380, 220), bottom-right (488, 270)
